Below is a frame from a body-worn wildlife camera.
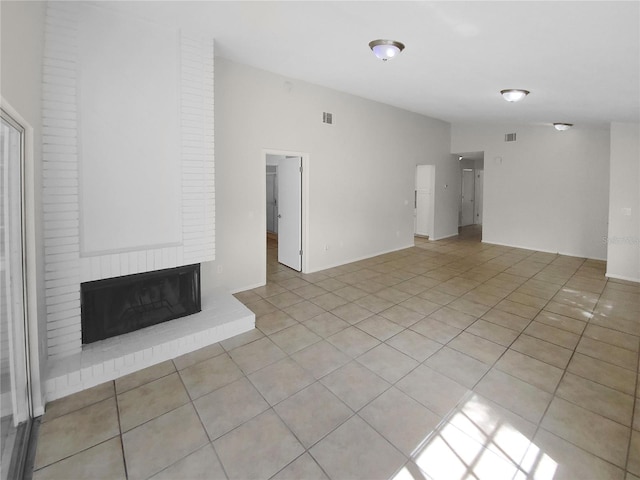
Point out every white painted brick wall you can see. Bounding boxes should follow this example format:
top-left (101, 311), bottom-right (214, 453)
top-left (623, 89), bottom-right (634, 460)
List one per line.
top-left (42, 2), bottom-right (81, 360)
top-left (43, 4), bottom-right (216, 360)
top-left (181, 32), bottom-right (215, 265)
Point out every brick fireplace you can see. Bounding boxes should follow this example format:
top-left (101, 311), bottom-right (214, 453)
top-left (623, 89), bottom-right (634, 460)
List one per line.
top-left (42, 2), bottom-right (254, 401)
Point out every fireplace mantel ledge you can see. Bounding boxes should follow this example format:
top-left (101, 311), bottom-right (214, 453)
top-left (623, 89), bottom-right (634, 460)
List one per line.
top-left (44, 288), bottom-right (255, 402)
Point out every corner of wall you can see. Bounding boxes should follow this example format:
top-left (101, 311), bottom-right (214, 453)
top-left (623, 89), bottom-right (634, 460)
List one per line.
top-left (606, 122), bottom-right (640, 282)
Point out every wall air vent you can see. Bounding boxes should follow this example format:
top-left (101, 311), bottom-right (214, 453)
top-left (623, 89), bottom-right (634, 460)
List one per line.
top-left (322, 112), bottom-right (333, 124)
top-left (505, 133), bottom-right (517, 142)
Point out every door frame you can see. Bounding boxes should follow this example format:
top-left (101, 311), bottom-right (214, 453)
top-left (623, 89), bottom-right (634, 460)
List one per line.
top-left (1, 98), bottom-right (44, 417)
top-left (262, 149), bottom-right (310, 274)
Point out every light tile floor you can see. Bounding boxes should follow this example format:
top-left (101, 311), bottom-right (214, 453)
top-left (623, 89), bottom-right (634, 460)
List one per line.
top-left (30, 227), bottom-right (640, 480)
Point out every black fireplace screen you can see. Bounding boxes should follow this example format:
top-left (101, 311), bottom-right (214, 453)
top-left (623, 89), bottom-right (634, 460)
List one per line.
top-left (81, 264), bottom-right (201, 344)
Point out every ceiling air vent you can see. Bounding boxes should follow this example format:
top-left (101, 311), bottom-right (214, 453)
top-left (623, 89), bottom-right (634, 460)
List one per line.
top-left (505, 133), bottom-right (517, 142)
top-left (322, 112), bottom-right (333, 124)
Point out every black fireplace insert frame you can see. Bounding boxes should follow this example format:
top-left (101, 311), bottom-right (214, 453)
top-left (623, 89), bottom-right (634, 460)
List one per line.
top-left (81, 263), bottom-right (201, 345)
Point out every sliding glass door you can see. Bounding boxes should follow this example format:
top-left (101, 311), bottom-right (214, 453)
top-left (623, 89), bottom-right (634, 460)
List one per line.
top-left (1, 109), bottom-right (32, 480)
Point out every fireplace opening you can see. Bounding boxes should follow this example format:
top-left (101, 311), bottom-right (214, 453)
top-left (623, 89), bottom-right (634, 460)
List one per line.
top-left (81, 264), bottom-right (201, 344)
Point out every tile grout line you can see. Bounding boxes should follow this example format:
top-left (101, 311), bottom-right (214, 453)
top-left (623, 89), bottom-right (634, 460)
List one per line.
top-left (174, 358), bottom-right (232, 480)
top-left (244, 275), bottom-right (431, 478)
top-left (30, 392), bottom-right (122, 475)
top-left (268, 238), bottom-right (635, 477)
top-left (488, 258), bottom-right (633, 477)
top-left (515, 259), bottom-right (593, 467)
top-left (265, 239), bottom-right (559, 478)
top-left (622, 296), bottom-right (640, 477)
top-left (112, 381), bottom-right (130, 480)
top-left (198, 328), bottom-right (355, 479)
top-left (223, 244), bottom-right (611, 477)
top-left (216, 315), bottom-right (372, 480)
top-left (401, 254), bottom-right (634, 477)
top-left (523, 270), bottom-right (636, 475)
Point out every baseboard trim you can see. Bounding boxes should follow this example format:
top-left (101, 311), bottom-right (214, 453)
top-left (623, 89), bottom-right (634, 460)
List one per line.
top-left (231, 282), bottom-right (265, 295)
top-left (430, 232), bottom-right (459, 241)
top-left (481, 239), bottom-right (606, 261)
top-left (481, 240), bottom-right (560, 255)
top-left (306, 243), bottom-right (415, 274)
top-left (605, 273), bottom-right (640, 284)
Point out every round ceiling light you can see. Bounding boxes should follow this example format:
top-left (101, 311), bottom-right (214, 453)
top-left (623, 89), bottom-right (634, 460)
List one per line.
top-left (369, 39), bottom-right (405, 61)
top-left (500, 89), bottom-right (530, 102)
top-left (553, 123), bottom-right (573, 131)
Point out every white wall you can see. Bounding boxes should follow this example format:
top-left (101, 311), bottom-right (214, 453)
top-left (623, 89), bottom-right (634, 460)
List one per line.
top-left (207, 58), bottom-right (455, 292)
top-left (459, 158), bottom-right (483, 170)
top-left (451, 123), bottom-right (610, 259)
top-left (432, 157), bottom-right (461, 241)
top-left (607, 123), bottom-right (640, 281)
top-left (1, 0), bottom-right (47, 411)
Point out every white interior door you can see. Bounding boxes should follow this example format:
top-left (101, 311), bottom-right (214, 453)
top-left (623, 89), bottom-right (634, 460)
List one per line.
top-left (415, 165), bottom-right (434, 238)
top-left (461, 169), bottom-right (475, 226)
top-left (277, 157), bottom-right (302, 271)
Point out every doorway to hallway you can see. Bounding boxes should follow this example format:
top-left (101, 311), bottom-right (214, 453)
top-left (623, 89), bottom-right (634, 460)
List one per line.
top-left (458, 224), bottom-right (483, 241)
top-left (455, 152), bottom-right (484, 239)
top-left (415, 164), bottom-right (435, 239)
top-left (264, 151), bottom-right (308, 274)
top-left (461, 168), bottom-right (475, 226)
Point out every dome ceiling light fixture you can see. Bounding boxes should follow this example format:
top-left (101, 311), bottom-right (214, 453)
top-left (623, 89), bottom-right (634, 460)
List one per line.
top-left (369, 39), bottom-right (405, 61)
top-left (553, 123), bottom-right (573, 131)
top-left (500, 89), bottom-right (530, 102)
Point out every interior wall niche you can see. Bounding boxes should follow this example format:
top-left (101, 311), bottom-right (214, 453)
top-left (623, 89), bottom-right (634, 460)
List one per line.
top-left (42, 2), bottom-right (215, 358)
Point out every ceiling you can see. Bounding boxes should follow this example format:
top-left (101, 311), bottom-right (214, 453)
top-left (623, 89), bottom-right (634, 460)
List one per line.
top-left (99, 1), bottom-right (639, 127)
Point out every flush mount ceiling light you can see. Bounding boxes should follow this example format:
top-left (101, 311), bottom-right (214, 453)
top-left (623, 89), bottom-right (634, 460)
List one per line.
top-left (553, 123), bottom-right (573, 131)
top-left (500, 89), bottom-right (530, 102)
top-left (369, 39), bottom-right (405, 61)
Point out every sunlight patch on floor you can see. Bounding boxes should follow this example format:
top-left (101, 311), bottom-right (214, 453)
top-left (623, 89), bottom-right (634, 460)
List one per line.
top-left (396, 394), bottom-right (558, 480)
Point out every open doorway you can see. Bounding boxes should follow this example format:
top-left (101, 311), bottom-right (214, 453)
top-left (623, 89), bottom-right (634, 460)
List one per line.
top-left (455, 151), bottom-right (484, 238)
top-left (415, 164), bottom-right (435, 239)
top-left (265, 157), bottom-right (278, 268)
top-left (264, 151), bottom-right (308, 274)
top-left (461, 168), bottom-right (475, 226)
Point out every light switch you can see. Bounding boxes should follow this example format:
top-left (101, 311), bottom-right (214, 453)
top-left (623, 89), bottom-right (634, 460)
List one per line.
top-left (622, 207), bottom-right (632, 216)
